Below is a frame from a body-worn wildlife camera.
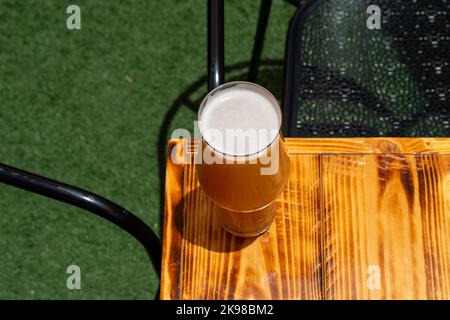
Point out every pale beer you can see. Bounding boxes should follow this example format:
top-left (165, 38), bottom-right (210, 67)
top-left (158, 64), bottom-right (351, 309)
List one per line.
top-left (196, 82), bottom-right (289, 237)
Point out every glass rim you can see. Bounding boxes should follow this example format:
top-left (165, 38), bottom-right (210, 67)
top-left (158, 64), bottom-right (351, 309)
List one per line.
top-left (197, 81), bottom-right (283, 158)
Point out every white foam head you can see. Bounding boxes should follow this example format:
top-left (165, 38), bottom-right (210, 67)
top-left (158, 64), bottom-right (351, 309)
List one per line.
top-left (198, 82), bottom-right (281, 156)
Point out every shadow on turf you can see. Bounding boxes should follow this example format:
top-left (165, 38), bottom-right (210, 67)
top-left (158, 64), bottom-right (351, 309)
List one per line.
top-left (157, 59), bottom-right (284, 230)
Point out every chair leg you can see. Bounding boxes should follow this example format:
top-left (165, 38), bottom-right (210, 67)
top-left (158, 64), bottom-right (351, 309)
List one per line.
top-left (208, 0), bottom-right (225, 91)
top-left (248, 0), bottom-right (273, 82)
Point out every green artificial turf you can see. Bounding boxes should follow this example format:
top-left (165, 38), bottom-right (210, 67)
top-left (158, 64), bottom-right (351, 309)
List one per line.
top-left (0, 0), bottom-right (294, 299)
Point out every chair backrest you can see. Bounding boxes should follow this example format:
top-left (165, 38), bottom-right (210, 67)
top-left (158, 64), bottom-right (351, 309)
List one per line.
top-left (283, 0), bottom-right (450, 137)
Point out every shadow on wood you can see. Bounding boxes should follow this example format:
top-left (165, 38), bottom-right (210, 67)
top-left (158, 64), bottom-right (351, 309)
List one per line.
top-left (173, 186), bottom-right (257, 253)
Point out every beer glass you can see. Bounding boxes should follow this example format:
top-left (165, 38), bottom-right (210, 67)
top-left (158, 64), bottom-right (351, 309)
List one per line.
top-left (196, 81), bottom-right (290, 237)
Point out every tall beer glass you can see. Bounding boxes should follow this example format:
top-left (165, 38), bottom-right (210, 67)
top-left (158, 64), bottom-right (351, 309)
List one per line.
top-left (196, 82), bottom-right (289, 237)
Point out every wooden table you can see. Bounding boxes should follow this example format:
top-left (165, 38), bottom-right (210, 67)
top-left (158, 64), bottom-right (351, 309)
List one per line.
top-left (161, 138), bottom-right (450, 300)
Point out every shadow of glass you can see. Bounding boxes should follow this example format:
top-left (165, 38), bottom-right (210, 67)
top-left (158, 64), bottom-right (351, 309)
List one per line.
top-left (173, 186), bottom-right (257, 252)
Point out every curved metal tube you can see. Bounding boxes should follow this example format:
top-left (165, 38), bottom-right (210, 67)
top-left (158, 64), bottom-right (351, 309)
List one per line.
top-left (0, 162), bottom-right (161, 278)
top-left (207, 0), bottom-right (225, 91)
top-left (283, 0), bottom-right (325, 136)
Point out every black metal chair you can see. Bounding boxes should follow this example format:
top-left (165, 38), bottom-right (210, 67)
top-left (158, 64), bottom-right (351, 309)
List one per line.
top-left (0, 164), bottom-right (162, 297)
top-left (247, 0), bottom-right (450, 137)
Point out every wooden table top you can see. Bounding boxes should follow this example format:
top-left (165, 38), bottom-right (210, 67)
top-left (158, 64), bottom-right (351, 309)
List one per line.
top-left (161, 138), bottom-right (450, 300)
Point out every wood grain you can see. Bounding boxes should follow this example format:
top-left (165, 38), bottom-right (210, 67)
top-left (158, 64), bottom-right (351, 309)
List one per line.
top-left (322, 154), bottom-right (450, 299)
top-left (161, 138), bottom-right (450, 300)
top-left (285, 137), bottom-right (450, 154)
top-left (161, 140), bottom-right (322, 299)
